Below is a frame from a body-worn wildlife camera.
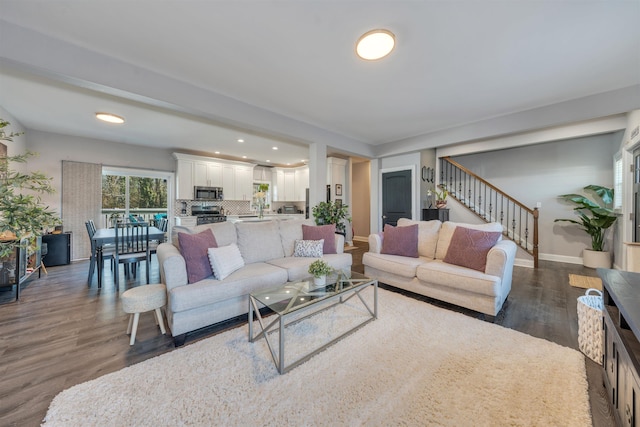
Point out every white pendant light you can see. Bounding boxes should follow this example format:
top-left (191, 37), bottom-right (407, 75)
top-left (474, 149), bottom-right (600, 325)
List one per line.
top-left (95, 112), bottom-right (125, 124)
top-left (356, 29), bottom-right (395, 60)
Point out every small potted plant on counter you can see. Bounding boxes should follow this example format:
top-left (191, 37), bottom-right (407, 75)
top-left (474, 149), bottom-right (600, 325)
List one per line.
top-left (308, 259), bottom-right (332, 287)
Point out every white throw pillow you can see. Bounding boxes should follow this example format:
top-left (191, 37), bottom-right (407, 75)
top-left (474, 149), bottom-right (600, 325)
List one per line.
top-left (293, 239), bottom-right (324, 258)
top-left (207, 243), bottom-right (245, 280)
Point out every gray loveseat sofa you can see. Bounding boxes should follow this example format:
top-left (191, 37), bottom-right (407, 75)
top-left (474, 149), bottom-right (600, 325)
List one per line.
top-left (363, 219), bottom-right (516, 320)
top-left (156, 219), bottom-right (352, 345)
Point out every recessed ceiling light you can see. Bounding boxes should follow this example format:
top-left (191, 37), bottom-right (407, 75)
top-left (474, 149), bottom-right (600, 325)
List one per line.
top-left (242, 156), bottom-right (247, 159)
top-left (215, 151), bottom-right (220, 154)
top-left (266, 160), bottom-right (271, 163)
top-left (272, 146), bottom-right (278, 150)
top-left (356, 29), bottom-right (395, 60)
top-left (95, 112), bottom-right (125, 124)
top-left (237, 139), bottom-right (244, 143)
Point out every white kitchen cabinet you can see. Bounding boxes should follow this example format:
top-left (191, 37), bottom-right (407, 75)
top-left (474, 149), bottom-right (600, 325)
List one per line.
top-left (294, 167), bottom-right (309, 201)
top-left (194, 161), bottom-right (223, 187)
top-left (273, 166), bottom-right (307, 201)
top-left (234, 165), bottom-right (254, 200)
top-left (176, 159), bottom-right (195, 200)
top-left (175, 216), bottom-right (197, 227)
top-left (174, 153), bottom-right (255, 201)
top-left (222, 164), bottom-right (235, 199)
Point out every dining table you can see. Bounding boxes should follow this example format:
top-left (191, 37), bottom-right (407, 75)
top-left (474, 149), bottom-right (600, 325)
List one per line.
top-left (88, 226), bottom-right (166, 287)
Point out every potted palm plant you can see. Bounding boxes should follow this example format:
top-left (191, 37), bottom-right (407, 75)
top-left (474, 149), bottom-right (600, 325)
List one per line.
top-left (0, 119), bottom-right (61, 261)
top-left (554, 185), bottom-right (617, 268)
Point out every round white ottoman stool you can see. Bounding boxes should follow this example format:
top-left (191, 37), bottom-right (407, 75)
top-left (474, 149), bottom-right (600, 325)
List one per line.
top-left (121, 284), bottom-right (167, 345)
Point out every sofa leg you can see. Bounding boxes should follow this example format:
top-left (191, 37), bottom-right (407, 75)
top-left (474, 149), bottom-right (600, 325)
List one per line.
top-left (173, 334), bottom-right (187, 347)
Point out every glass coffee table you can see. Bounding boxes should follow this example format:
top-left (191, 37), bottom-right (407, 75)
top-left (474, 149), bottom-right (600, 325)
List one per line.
top-left (248, 270), bottom-right (377, 374)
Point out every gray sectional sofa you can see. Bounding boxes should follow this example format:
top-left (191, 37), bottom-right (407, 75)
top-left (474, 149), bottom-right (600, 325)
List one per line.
top-left (156, 219), bottom-right (352, 345)
top-left (363, 219), bottom-right (517, 320)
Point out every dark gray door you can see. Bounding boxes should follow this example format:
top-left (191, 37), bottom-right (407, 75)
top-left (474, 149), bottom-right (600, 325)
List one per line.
top-left (382, 170), bottom-right (412, 227)
top-left (634, 148), bottom-right (640, 242)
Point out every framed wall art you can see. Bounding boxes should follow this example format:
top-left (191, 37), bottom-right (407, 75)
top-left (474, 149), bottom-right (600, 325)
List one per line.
top-left (335, 184), bottom-right (342, 196)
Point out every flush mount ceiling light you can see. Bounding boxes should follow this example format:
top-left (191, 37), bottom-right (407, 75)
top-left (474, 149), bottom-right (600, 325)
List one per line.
top-left (356, 29), bottom-right (395, 60)
top-left (95, 112), bottom-right (125, 124)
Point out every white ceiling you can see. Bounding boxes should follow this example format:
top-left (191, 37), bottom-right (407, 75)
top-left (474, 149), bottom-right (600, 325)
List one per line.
top-left (0, 1), bottom-right (639, 165)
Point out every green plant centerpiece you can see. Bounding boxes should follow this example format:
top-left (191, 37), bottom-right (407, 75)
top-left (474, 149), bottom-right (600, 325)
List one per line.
top-left (554, 185), bottom-right (617, 252)
top-left (312, 201), bottom-right (352, 235)
top-left (0, 119), bottom-right (61, 258)
top-left (308, 259), bottom-right (332, 287)
top-left (308, 259), bottom-right (332, 278)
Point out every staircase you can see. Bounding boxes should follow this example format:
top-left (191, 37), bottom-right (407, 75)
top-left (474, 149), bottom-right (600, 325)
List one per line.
top-left (440, 157), bottom-right (539, 267)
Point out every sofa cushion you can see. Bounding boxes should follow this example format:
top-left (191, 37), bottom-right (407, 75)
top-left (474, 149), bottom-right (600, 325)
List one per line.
top-left (172, 221), bottom-right (237, 249)
top-left (397, 218), bottom-right (442, 259)
top-left (236, 221), bottom-right (285, 264)
top-left (362, 252), bottom-right (427, 279)
top-left (169, 262), bottom-right (289, 313)
top-left (208, 243), bottom-right (245, 280)
top-left (302, 224), bottom-right (337, 254)
top-left (381, 224), bottom-right (419, 257)
top-left (294, 239), bottom-right (324, 257)
top-left (178, 229), bottom-right (217, 284)
top-left (443, 226), bottom-right (502, 272)
top-left (278, 218), bottom-right (314, 257)
top-left (416, 259), bottom-right (501, 297)
top-left (435, 221), bottom-right (503, 260)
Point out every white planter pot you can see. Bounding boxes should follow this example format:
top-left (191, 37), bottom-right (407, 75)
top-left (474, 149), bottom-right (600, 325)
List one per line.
top-left (313, 275), bottom-right (326, 287)
top-left (582, 249), bottom-right (612, 269)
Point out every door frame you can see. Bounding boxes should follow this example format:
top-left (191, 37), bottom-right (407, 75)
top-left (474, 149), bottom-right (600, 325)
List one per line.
top-left (378, 165), bottom-right (417, 231)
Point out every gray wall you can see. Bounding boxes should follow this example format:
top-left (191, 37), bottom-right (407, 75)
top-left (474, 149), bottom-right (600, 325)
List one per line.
top-left (452, 132), bottom-right (621, 263)
top-left (25, 129), bottom-right (175, 225)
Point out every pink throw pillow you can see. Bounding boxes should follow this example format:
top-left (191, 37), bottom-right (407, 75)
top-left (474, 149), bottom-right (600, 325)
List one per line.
top-left (443, 226), bottom-right (502, 272)
top-left (178, 229), bottom-right (218, 283)
top-left (381, 224), bottom-right (419, 258)
top-left (302, 224), bottom-right (337, 254)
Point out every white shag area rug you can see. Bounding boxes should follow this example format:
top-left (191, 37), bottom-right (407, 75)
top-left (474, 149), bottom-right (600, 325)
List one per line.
top-left (43, 288), bottom-right (592, 426)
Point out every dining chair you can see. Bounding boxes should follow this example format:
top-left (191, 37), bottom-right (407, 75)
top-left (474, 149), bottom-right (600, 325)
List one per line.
top-left (114, 221), bottom-right (150, 288)
top-left (85, 221), bottom-right (114, 287)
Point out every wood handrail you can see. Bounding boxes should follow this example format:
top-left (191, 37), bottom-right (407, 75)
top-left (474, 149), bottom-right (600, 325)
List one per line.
top-left (441, 156), bottom-right (539, 267)
top-left (443, 157), bottom-right (535, 215)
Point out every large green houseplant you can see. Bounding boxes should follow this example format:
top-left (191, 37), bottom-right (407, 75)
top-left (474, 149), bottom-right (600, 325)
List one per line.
top-left (554, 185), bottom-right (617, 268)
top-left (0, 119), bottom-right (61, 258)
top-left (312, 201), bottom-right (352, 234)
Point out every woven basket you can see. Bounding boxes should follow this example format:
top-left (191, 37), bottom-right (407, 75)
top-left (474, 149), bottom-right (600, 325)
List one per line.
top-left (577, 288), bottom-right (603, 365)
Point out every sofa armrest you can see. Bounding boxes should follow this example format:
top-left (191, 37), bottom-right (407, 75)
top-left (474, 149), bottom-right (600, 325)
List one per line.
top-left (368, 233), bottom-right (382, 254)
top-left (485, 239), bottom-right (517, 280)
top-left (156, 242), bottom-right (188, 291)
top-left (334, 233), bottom-right (345, 254)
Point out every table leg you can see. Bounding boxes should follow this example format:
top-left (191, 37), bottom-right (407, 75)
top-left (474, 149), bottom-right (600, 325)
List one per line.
top-left (279, 315), bottom-right (285, 374)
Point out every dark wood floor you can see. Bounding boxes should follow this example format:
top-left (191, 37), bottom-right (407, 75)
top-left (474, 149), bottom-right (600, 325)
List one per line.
top-left (0, 243), bottom-right (615, 426)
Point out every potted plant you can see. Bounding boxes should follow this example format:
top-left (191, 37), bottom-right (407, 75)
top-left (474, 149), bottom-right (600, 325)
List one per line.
top-left (430, 184), bottom-right (448, 209)
top-left (308, 259), bottom-right (332, 287)
top-left (554, 185), bottom-right (617, 268)
top-left (312, 201), bottom-right (352, 235)
top-left (0, 119), bottom-right (61, 260)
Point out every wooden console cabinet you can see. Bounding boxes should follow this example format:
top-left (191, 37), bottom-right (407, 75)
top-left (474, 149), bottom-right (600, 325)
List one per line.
top-left (599, 268), bottom-right (640, 427)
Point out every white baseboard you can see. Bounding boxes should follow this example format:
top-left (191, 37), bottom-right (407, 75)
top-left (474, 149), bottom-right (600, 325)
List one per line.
top-left (539, 253), bottom-right (583, 265)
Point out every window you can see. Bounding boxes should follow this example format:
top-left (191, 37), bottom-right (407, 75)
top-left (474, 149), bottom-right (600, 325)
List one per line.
top-left (102, 167), bottom-right (170, 225)
top-left (613, 153), bottom-right (623, 210)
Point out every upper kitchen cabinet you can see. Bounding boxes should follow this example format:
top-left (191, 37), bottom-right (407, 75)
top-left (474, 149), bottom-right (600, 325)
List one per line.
top-left (194, 161), bottom-right (222, 187)
top-left (272, 166), bottom-right (308, 202)
top-left (173, 153), bottom-right (255, 200)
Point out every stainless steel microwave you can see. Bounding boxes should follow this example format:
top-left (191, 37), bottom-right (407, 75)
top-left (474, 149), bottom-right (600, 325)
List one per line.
top-left (194, 186), bottom-right (223, 201)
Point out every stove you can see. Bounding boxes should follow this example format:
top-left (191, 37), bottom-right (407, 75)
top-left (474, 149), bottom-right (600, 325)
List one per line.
top-left (191, 205), bottom-right (226, 225)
